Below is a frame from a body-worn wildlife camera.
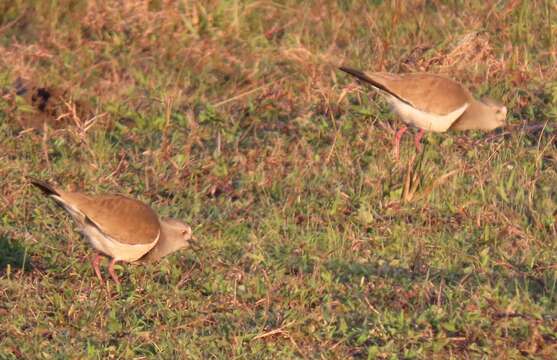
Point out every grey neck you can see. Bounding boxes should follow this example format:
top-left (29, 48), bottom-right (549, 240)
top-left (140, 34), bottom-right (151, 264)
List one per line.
top-left (140, 227), bottom-right (186, 262)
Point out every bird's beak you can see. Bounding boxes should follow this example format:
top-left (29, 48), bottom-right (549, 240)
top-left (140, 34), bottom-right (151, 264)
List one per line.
top-left (188, 236), bottom-right (202, 252)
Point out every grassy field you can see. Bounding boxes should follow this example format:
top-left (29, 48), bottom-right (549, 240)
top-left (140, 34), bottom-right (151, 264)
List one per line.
top-left (1, 0), bottom-right (556, 358)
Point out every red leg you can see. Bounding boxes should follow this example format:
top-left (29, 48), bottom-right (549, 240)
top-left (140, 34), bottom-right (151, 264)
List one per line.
top-left (91, 254), bottom-right (104, 283)
top-left (414, 128), bottom-right (426, 152)
top-left (108, 258), bottom-right (121, 285)
top-left (394, 126), bottom-right (408, 160)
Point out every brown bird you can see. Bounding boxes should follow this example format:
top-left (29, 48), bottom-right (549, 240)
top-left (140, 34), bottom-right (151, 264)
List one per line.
top-left (30, 179), bottom-right (193, 284)
top-left (339, 66), bottom-right (507, 159)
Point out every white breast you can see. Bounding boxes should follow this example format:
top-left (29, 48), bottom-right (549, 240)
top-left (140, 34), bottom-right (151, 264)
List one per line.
top-left (51, 194), bottom-right (159, 262)
top-left (384, 95), bottom-right (469, 133)
top-left (81, 224), bottom-right (159, 262)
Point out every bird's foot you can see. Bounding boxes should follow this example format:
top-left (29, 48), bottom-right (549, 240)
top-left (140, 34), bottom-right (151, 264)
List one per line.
top-left (108, 258), bottom-right (121, 285)
top-left (91, 254), bottom-right (104, 283)
top-left (394, 126), bottom-right (408, 160)
top-left (414, 128), bottom-right (425, 152)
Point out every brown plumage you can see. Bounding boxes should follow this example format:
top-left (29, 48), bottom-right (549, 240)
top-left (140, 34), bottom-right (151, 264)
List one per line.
top-left (339, 66), bottom-right (507, 158)
top-left (30, 178), bottom-right (193, 284)
top-left (339, 69), bottom-right (473, 116)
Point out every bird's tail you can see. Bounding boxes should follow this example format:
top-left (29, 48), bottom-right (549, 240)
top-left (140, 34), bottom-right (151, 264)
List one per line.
top-left (339, 66), bottom-right (408, 105)
top-left (339, 66), bottom-right (379, 86)
top-left (29, 177), bottom-right (60, 196)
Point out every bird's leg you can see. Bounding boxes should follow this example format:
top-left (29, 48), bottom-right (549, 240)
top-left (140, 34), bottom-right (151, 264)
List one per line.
top-left (394, 126), bottom-right (408, 160)
top-left (107, 258), bottom-right (121, 285)
top-left (414, 128), bottom-right (426, 152)
top-left (91, 253), bottom-right (104, 283)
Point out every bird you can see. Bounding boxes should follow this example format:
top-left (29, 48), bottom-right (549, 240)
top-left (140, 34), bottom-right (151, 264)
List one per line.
top-left (30, 178), bottom-right (193, 285)
top-left (339, 66), bottom-right (507, 159)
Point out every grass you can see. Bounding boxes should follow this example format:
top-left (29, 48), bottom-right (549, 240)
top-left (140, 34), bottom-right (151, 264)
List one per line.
top-left (0, 0), bottom-right (556, 358)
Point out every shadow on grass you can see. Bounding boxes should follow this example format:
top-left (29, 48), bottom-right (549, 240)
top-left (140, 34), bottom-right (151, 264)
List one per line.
top-left (325, 258), bottom-right (555, 310)
top-left (0, 234), bottom-right (32, 274)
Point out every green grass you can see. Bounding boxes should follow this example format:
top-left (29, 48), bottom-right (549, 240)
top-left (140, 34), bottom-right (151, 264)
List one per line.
top-left (1, 0), bottom-right (556, 358)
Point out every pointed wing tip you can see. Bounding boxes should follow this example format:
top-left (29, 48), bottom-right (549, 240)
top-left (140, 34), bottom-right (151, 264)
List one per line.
top-left (29, 178), bottom-right (59, 196)
top-left (338, 66), bottom-right (366, 78)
